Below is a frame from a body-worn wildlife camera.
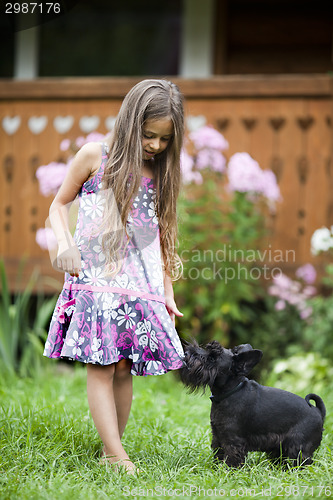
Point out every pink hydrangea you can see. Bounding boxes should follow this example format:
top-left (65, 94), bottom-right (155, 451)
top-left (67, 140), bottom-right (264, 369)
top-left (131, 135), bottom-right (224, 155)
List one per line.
top-left (75, 136), bottom-right (86, 148)
top-left (295, 263), bottom-right (317, 284)
top-left (303, 286), bottom-right (317, 297)
top-left (181, 149), bottom-right (203, 185)
top-left (260, 170), bottom-right (281, 202)
top-left (60, 138), bottom-right (71, 151)
top-left (300, 307), bottom-right (313, 320)
top-left (189, 126), bottom-right (229, 151)
top-left (74, 132), bottom-right (107, 149)
top-left (228, 153), bottom-right (263, 193)
top-left (227, 153), bottom-right (281, 203)
top-left (85, 132), bottom-right (107, 143)
top-left (36, 162), bottom-right (68, 196)
top-left (268, 270), bottom-right (316, 320)
top-left (273, 273), bottom-right (292, 290)
top-left (196, 148), bottom-right (226, 172)
top-left (35, 227), bottom-right (57, 250)
top-left (275, 299), bottom-right (286, 311)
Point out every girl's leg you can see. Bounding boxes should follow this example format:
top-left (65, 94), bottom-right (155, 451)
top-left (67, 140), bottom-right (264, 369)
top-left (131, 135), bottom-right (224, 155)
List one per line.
top-left (86, 363), bottom-right (136, 474)
top-left (113, 359), bottom-right (133, 438)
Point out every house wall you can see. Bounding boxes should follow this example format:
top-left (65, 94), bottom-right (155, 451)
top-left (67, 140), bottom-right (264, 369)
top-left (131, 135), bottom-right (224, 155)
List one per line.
top-left (214, 0), bottom-right (333, 75)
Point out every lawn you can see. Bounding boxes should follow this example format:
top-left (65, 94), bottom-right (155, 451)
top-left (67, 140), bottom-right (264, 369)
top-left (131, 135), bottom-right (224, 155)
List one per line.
top-left (0, 364), bottom-right (332, 500)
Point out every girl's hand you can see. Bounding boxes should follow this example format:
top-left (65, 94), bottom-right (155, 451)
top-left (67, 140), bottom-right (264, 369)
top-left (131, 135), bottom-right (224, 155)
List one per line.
top-left (165, 295), bottom-right (183, 325)
top-left (55, 242), bottom-right (82, 277)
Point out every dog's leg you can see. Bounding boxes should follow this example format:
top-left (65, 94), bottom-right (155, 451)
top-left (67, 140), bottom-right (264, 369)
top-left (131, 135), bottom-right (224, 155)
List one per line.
top-left (213, 442), bottom-right (247, 468)
top-left (211, 421), bottom-right (247, 467)
top-left (212, 446), bottom-right (234, 465)
top-left (224, 444), bottom-right (247, 468)
top-left (283, 438), bottom-right (314, 468)
top-left (211, 438), bottom-right (244, 466)
top-left (267, 448), bottom-right (284, 466)
top-left (212, 446), bottom-right (226, 463)
top-left (211, 434), bottom-right (223, 463)
top-left (291, 450), bottom-right (313, 468)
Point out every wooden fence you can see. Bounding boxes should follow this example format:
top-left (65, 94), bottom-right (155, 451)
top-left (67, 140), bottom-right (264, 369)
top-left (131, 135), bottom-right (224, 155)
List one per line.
top-left (0, 75), bottom-right (332, 291)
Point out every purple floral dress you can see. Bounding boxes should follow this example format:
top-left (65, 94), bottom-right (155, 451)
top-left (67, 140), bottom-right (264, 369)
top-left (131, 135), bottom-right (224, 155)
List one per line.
top-left (44, 143), bottom-right (184, 376)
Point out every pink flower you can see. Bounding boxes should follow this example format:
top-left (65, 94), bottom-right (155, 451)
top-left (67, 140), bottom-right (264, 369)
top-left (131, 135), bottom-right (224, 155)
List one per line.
top-left (180, 149), bottom-right (203, 185)
top-left (275, 300), bottom-right (286, 311)
top-left (287, 294), bottom-right (302, 306)
top-left (295, 263), bottom-right (317, 284)
top-left (189, 126), bottom-right (229, 151)
top-left (303, 286), bottom-right (317, 297)
top-left (268, 269), bottom-right (316, 320)
top-left (227, 153), bottom-right (280, 203)
top-left (60, 139), bottom-right (71, 151)
top-left (85, 132), bottom-right (107, 143)
top-left (260, 170), bottom-right (281, 202)
top-left (196, 148), bottom-right (226, 172)
top-left (36, 162), bottom-right (68, 196)
top-left (271, 273), bottom-right (293, 290)
top-left (228, 153), bottom-right (263, 194)
top-left (75, 136), bottom-right (86, 148)
top-left (74, 133), bottom-right (107, 150)
top-left (300, 307), bottom-right (313, 319)
top-left (35, 227), bottom-right (57, 250)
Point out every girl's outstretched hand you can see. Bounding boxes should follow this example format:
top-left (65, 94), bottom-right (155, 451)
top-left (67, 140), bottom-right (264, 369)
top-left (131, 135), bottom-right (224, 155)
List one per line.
top-left (54, 242), bottom-right (82, 277)
top-left (165, 295), bottom-right (183, 325)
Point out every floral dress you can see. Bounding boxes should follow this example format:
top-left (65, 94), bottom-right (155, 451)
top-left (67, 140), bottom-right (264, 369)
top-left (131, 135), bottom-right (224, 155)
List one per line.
top-left (44, 143), bottom-right (184, 376)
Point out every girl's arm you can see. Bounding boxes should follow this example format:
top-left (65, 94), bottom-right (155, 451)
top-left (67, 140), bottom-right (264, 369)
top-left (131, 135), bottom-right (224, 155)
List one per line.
top-left (50, 142), bottom-right (101, 276)
top-left (164, 272), bottom-right (183, 325)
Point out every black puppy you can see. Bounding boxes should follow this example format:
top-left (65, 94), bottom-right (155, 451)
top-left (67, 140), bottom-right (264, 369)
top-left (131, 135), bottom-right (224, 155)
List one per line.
top-left (181, 341), bottom-right (326, 467)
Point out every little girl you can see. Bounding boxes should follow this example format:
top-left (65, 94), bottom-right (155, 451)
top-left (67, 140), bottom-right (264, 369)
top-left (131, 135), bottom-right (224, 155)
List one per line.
top-left (44, 79), bottom-right (185, 474)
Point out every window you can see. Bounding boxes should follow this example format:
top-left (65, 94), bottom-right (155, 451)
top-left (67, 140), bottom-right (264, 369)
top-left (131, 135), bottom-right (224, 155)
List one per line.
top-left (39, 0), bottom-right (182, 76)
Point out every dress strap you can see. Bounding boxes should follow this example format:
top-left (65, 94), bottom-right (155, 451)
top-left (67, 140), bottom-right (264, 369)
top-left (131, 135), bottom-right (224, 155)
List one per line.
top-left (101, 142), bottom-right (109, 159)
top-left (80, 143), bottom-right (108, 192)
top-left (95, 142), bottom-right (108, 177)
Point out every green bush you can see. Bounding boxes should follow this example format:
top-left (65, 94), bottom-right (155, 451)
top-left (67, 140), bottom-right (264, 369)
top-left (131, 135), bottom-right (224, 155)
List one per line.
top-left (173, 125), bottom-right (281, 346)
top-left (175, 172), bottom-right (268, 345)
top-left (0, 259), bottom-right (58, 377)
top-left (226, 263), bottom-right (333, 379)
top-left (264, 352), bottom-right (333, 394)
top-left (225, 296), bottom-right (307, 374)
top-left (303, 264), bottom-right (333, 362)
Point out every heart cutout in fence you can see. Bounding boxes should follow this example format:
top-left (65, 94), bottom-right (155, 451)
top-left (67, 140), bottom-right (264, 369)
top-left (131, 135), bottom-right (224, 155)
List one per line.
top-left (53, 115), bottom-right (74, 134)
top-left (105, 116), bottom-right (117, 131)
top-left (186, 115), bottom-right (207, 132)
top-left (2, 116), bottom-right (21, 135)
top-left (28, 116), bottom-right (48, 134)
top-left (79, 116), bottom-right (100, 133)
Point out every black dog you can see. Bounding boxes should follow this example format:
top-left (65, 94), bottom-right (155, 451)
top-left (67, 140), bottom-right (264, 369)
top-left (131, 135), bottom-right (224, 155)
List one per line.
top-left (181, 341), bottom-right (326, 467)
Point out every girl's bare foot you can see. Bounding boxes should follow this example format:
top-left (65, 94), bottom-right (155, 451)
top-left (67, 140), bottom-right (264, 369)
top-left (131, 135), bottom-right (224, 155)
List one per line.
top-left (100, 447), bottom-right (139, 475)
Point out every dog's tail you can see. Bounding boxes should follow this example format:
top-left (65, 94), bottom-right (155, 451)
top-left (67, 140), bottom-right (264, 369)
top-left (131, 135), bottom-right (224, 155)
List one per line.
top-left (305, 393), bottom-right (326, 421)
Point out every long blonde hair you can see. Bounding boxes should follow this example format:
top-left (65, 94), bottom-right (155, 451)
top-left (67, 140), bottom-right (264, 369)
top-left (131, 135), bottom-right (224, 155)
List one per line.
top-left (101, 79), bottom-right (184, 279)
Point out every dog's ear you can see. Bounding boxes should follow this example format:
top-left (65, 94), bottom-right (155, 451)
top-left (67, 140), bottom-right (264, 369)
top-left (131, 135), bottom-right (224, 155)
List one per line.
top-left (232, 349), bottom-right (263, 375)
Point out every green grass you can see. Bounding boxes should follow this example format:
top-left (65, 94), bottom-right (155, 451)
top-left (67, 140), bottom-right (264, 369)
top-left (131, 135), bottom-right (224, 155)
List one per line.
top-left (0, 366), bottom-right (332, 500)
